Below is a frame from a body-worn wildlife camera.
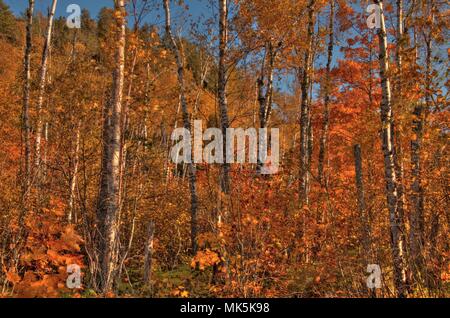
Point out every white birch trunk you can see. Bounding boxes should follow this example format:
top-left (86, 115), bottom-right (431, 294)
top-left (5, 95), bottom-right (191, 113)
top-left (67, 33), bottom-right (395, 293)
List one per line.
top-left (97, 0), bottom-right (126, 293)
top-left (34, 0), bottom-right (57, 180)
top-left (375, 0), bottom-right (408, 297)
top-left (20, 0), bottom-right (35, 225)
top-left (68, 121), bottom-right (81, 224)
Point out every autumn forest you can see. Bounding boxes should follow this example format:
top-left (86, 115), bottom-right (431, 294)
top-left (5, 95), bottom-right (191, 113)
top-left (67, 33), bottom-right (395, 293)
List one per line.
top-left (0, 0), bottom-right (448, 298)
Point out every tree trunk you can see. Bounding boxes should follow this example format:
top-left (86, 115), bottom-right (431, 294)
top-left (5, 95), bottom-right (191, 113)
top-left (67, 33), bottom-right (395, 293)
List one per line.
top-left (299, 0), bottom-right (315, 206)
top-left (318, 0), bottom-right (334, 186)
top-left (96, 0), bottom-right (126, 294)
top-left (34, 0), bottom-right (57, 183)
top-left (20, 0), bottom-right (35, 225)
top-left (117, 49), bottom-right (137, 214)
top-left (68, 121), bottom-right (81, 224)
top-left (393, 0), bottom-right (409, 289)
top-left (410, 31), bottom-right (432, 288)
top-left (143, 221), bottom-right (155, 285)
top-left (354, 145), bottom-right (371, 256)
top-left (354, 144), bottom-right (376, 296)
top-left (117, 11), bottom-right (145, 216)
top-left (409, 0), bottom-right (436, 289)
top-left (257, 41), bottom-right (276, 173)
top-left (164, 0), bottom-right (199, 254)
top-left (218, 0), bottom-right (230, 194)
top-left (375, 0), bottom-right (408, 297)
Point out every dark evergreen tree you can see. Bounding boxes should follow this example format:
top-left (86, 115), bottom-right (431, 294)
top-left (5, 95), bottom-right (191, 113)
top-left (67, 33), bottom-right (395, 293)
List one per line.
top-left (0, 0), bottom-right (18, 42)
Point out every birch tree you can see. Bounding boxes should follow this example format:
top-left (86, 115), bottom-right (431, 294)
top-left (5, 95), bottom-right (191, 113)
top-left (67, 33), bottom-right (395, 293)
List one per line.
top-left (118, 0), bottom-right (153, 212)
top-left (20, 0), bottom-right (35, 225)
top-left (96, 0), bottom-right (126, 293)
top-left (374, 0), bottom-right (408, 297)
top-left (410, 0), bottom-right (436, 285)
top-left (256, 41), bottom-right (280, 174)
top-left (34, 0), bottom-right (57, 183)
top-left (163, 0), bottom-right (199, 254)
top-left (299, 0), bottom-right (315, 205)
top-left (68, 121), bottom-right (81, 224)
top-left (353, 144), bottom-right (375, 296)
top-left (393, 0), bottom-right (408, 278)
top-left (218, 0), bottom-right (230, 194)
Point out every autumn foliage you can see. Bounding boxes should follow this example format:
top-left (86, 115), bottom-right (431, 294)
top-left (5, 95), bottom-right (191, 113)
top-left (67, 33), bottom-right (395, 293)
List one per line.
top-left (0, 0), bottom-right (448, 298)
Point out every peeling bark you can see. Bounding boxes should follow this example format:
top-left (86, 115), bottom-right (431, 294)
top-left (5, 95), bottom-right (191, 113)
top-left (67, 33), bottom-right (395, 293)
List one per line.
top-left (96, 0), bottom-right (126, 293)
top-left (20, 0), bottom-right (35, 225)
top-left (375, 0), bottom-right (408, 297)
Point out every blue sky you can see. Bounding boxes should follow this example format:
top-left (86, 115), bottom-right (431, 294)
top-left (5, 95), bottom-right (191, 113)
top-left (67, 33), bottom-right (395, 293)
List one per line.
top-left (5, 0), bottom-right (113, 18)
top-left (0, 0), bottom-right (360, 96)
top-left (5, 1), bottom-right (446, 97)
top-left (4, 0), bottom-right (213, 31)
